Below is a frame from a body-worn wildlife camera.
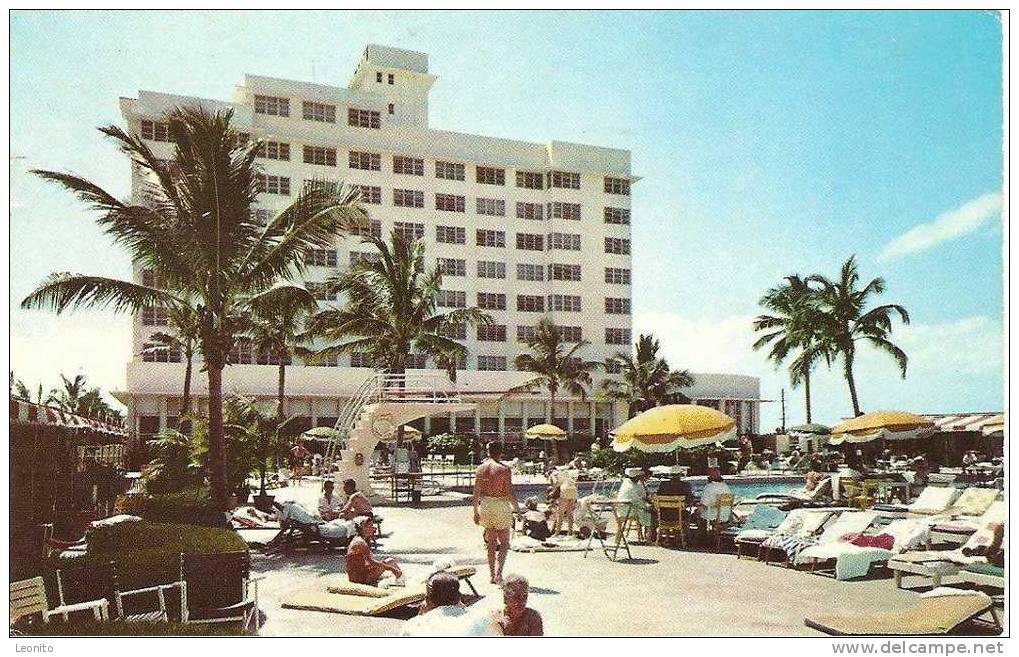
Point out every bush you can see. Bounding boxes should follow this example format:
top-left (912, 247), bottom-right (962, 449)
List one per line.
top-left (426, 433), bottom-right (472, 464)
top-left (15, 620), bottom-right (247, 636)
top-left (142, 487), bottom-right (230, 528)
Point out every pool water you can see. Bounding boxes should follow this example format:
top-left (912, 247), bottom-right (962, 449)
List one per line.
top-left (517, 476), bottom-right (804, 502)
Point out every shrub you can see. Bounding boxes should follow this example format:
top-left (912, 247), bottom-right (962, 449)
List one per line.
top-left (142, 487), bottom-right (230, 528)
top-left (426, 432), bottom-right (472, 464)
top-left (15, 620), bottom-right (247, 636)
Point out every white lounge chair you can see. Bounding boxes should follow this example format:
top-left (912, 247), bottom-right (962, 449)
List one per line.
top-left (929, 499), bottom-right (1004, 546)
top-left (889, 519), bottom-right (1004, 589)
top-left (797, 517), bottom-right (936, 580)
top-left (792, 511), bottom-right (880, 569)
top-left (873, 486), bottom-right (961, 519)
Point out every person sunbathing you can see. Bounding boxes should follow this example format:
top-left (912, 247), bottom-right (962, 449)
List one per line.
top-left (275, 501), bottom-right (369, 541)
top-left (318, 479), bottom-right (343, 520)
top-left (338, 478), bottom-right (373, 519)
top-left (345, 523), bottom-right (402, 586)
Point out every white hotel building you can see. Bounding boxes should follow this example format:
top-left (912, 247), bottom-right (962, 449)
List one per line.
top-left (115, 44), bottom-right (761, 447)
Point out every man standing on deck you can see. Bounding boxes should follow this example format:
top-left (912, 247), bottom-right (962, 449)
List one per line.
top-left (473, 441), bottom-right (521, 584)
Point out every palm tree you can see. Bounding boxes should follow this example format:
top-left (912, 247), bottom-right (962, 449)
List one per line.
top-left (141, 295), bottom-right (200, 428)
top-left (10, 372), bottom-right (44, 405)
top-left (224, 396), bottom-right (294, 498)
top-left (807, 256), bottom-right (910, 417)
top-left (511, 318), bottom-right (600, 463)
top-left (752, 275), bottom-right (832, 425)
top-left (602, 333), bottom-right (694, 418)
top-left (47, 373), bottom-right (88, 413)
top-left (21, 107), bottom-right (367, 509)
top-left (306, 230), bottom-right (490, 377)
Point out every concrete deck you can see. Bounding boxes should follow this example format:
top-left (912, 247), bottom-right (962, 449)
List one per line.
top-left (250, 483), bottom-right (1005, 636)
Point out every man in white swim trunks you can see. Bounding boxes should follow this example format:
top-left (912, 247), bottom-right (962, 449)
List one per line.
top-left (473, 441), bottom-right (521, 584)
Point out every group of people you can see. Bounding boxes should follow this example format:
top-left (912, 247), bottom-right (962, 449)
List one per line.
top-left (401, 571), bottom-right (544, 636)
top-left (615, 466), bottom-right (734, 541)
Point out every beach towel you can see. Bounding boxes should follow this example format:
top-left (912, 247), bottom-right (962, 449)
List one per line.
top-left (948, 488), bottom-right (999, 518)
top-left (800, 518), bottom-right (935, 580)
top-left (511, 535), bottom-right (590, 553)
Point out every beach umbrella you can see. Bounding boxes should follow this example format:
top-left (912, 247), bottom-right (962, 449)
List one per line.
top-left (788, 423), bottom-right (831, 436)
top-left (302, 426), bottom-right (339, 441)
top-left (610, 404), bottom-right (736, 453)
top-left (378, 425), bottom-right (423, 443)
top-left (829, 410), bottom-right (934, 445)
top-left (524, 423), bottom-right (568, 441)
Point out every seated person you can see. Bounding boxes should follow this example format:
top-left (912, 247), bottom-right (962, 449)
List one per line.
top-left (345, 527), bottom-right (402, 586)
top-left (962, 521), bottom-right (1005, 567)
top-left (697, 468), bottom-right (733, 525)
top-left (318, 479), bottom-right (344, 520)
top-left (492, 574), bottom-right (544, 636)
top-left (616, 468), bottom-right (653, 534)
top-left (522, 497), bottom-right (551, 541)
top-left (654, 466), bottom-right (694, 523)
top-left (338, 478), bottom-right (373, 519)
top-left (400, 571), bottom-right (495, 636)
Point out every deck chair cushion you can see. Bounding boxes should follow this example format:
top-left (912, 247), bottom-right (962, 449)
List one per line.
top-left (909, 487), bottom-right (961, 514)
top-left (741, 505), bottom-right (788, 531)
top-left (327, 581), bottom-right (395, 597)
top-left (805, 589), bottom-right (993, 635)
top-left (963, 562), bottom-right (1004, 578)
top-left (949, 488), bottom-right (999, 517)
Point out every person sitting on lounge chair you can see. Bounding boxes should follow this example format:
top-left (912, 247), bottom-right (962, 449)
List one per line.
top-left (345, 523), bottom-right (403, 586)
top-left (962, 521), bottom-right (1005, 567)
top-left (318, 479), bottom-right (344, 520)
top-left (276, 501), bottom-right (366, 541)
top-left (338, 478), bottom-right (373, 520)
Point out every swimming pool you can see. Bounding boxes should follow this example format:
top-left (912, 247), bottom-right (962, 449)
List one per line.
top-left (516, 475), bottom-right (804, 502)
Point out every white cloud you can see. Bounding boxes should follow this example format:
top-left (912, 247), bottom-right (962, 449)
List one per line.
top-left (879, 192), bottom-right (1002, 261)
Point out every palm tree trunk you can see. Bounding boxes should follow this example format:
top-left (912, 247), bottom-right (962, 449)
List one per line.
top-left (207, 364), bottom-right (227, 510)
top-left (844, 353), bottom-right (862, 417)
top-left (277, 359), bottom-right (286, 423)
top-left (548, 386), bottom-right (560, 465)
top-left (803, 367), bottom-right (812, 424)
top-left (180, 349), bottom-right (193, 433)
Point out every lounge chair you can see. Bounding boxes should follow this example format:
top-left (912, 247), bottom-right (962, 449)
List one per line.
top-left (10, 575), bottom-right (110, 627)
top-left (805, 588), bottom-right (1001, 635)
top-left (759, 509), bottom-right (842, 566)
top-left (888, 519), bottom-right (1004, 589)
top-left (790, 511), bottom-right (881, 570)
top-left (957, 562), bottom-right (1004, 591)
top-left (734, 508), bottom-right (827, 559)
top-left (797, 517), bottom-right (936, 580)
top-left (873, 486), bottom-right (962, 519)
top-left (726, 504), bottom-right (787, 557)
top-left (929, 499), bottom-right (1004, 547)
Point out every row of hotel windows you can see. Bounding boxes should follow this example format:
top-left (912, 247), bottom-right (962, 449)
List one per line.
top-left (346, 223), bottom-right (631, 255)
top-left (252, 96), bottom-right (383, 128)
top-left (138, 120), bottom-right (631, 198)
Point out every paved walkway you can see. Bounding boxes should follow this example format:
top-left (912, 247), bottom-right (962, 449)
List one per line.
top-left (249, 483), bottom-right (1005, 636)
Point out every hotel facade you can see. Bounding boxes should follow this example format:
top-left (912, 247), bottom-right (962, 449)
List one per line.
top-left (116, 44), bottom-right (761, 447)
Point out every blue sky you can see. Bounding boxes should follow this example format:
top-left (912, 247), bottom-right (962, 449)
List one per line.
top-left (9, 10), bottom-right (1004, 428)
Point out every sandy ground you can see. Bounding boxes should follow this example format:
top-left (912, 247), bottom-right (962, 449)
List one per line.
top-left (248, 482), bottom-right (1005, 637)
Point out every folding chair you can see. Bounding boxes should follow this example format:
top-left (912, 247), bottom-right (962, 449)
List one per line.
top-left (581, 499), bottom-right (634, 561)
top-left (10, 575), bottom-right (110, 626)
top-left (653, 495), bottom-right (687, 548)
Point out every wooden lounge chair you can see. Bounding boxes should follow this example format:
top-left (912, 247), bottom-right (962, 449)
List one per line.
top-left (805, 589), bottom-right (1001, 636)
top-left (180, 551), bottom-right (261, 633)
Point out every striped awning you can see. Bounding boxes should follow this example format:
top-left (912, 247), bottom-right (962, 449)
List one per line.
top-left (924, 413), bottom-right (1003, 434)
top-left (9, 396), bottom-right (128, 437)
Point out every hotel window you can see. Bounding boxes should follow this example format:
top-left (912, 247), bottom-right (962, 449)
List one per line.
top-left (547, 232), bottom-right (581, 251)
top-left (305, 282), bottom-right (335, 302)
top-left (477, 261), bottom-right (506, 279)
top-left (436, 161), bottom-right (465, 181)
top-left (142, 341), bottom-right (181, 363)
top-left (477, 292), bottom-right (507, 311)
top-left (350, 352), bottom-right (372, 368)
top-left (254, 95), bottom-right (289, 117)
top-left (436, 193), bottom-right (466, 213)
top-left (476, 198), bottom-right (506, 217)
top-left (140, 120), bottom-right (170, 142)
top-left (516, 295), bottom-right (545, 313)
top-left (439, 323), bottom-right (467, 340)
top-left (604, 177), bottom-right (631, 195)
top-left (604, 207), bottom-right (630, 225)
top-left (306, 249), bottom-right (337, 267)
top-left (302, 101), bottom-right (337, 123)
top-left (303, 145), bottom-right (337, 166)
top-left (406, 353), bottom-right (428, 369)
top-left (394, 221), bottom-right (425, 241)
top-left (437, 258), bottom-right (466, 277)
top-left (605, 267), bottom-right (632, 284)
top-left (256, 140), bottom-right (290, 161)
top-left (476, 166), bottom-right (506, 186)
top-left (351, 219), bottom-right (382, 238)
top-left (515, 233), bottom-right (544, 251)
top-left (477, 324), bottom-right (507, 342)
top-left (257, 175), bottom-right (291, 195)
top-left (478, 356), bottom-right (507, 371)
top-left (516, 202), bottom-right (544, 221)
top-left (515, 171), bottom-right (544, 189)
top-left (141, 306), bottom-right (169, 326)
top-left (606, 328), bottom-right (632, 345)
top-left (304, 179), bottom-right (340, 195)
top-left (349, 151), bottom-right (381, 171)
top-left (476, 229), bottom-right (505, 248)
top-left (229, 339), bottom-right (254, 365)
top-left (393, 156), bottom-right (424, 176)
top-left (549, 263), bottom-right (582, 282)
top-left (436, 225), bottom-right (465, 244)
top-left (388, 73), bottom-right (395, 85)
top-left (141, 269), bottom-right (167, 289)
top-left (350, 251), bottom-right (382, 267)
top-left (550, 202), bottom-right (581, 221)
top-left (604, 359), bottom-right (622, 374)
top-left (605, 237), bottom-right (631, 255)
top-left (516, 325), bottom-right (537, 343)
top-left (235, 132), bottom-right (250, 146)
top-left (605, 297), bottom-right (632, 314)
top-left (353, 185), bottom-right (382, 205)
top-left (376, 72), bottom-right (383, 83)
top-left (549, 170), bottom-right (581, 190)
top-left (437, 290), bottom-right (467, 308)
top-left (560, 326), bottom-right (583, 342)
top-left (516, 263), bottom-right (544, 282)
top-left (548, 294), bottom-right (582, 312)
top-left (348, 107), bottom-right (381, 129)
top-left (393, 188), bottom-right (424, 208)
top-left (388, 103), bottom-right (394, 115)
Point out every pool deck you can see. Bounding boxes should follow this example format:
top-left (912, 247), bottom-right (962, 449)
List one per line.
top-left (249, 483), bottom-right (1006, 637)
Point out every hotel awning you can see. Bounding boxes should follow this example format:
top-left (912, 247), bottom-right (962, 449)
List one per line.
top-left (9, 396), bottom-right (129, 438)
top-left (924, 413), bottom-right (1003, 434)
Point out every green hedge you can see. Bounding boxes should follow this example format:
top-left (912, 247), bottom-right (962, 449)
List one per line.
top-left (141, 487), bottom-right (230, 528)
top-left (16, 620), bottom-right (247, 636)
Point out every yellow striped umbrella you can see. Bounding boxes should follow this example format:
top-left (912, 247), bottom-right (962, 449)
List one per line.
top-left (829, 410), bottom-right (934, 445)
top-left (379, 425), bottom-right (423, 443)
top-left (610, 404), bottom-right (736, 453)
top-left (525, 423), bottom-right (568, 441)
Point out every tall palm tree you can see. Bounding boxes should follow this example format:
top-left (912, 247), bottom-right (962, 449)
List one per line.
top-left (511, 318), bottom-right (600, 463)
top-left (807, 256), bottom-right (910, 417)
top-left (10, 373), bottom-right (44, 405)
top-left (141, 294), bottom-right (200, 427)
top-left (21, 107), bottom-right (366, 509)
top-left (47, 373), bottom-right (88, 413)
top-left (602, 333), bottom-right (694, 418)
top-left (752, 275), bottom-right (831, 425)
top-left (305, 230), bottom-right (490, 376)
